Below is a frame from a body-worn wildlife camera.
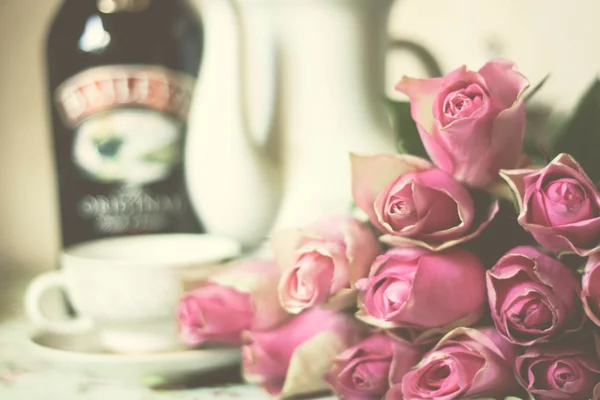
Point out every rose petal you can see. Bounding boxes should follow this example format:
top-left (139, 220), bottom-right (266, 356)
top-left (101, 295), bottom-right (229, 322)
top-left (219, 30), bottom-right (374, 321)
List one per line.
top-left (206, 260), bottom-right (289, 331)
top-left (411, 168), bottom-right (473, 235)
top-left (411, 187), bottom-right (461, 235)
top-left (395, 75), bottom-right (446, 133)
top-left (416, 122), bottom-right (456, 175)
top-left (479, 101), bottom-right (527, 187)
top-left (351, 153), bottom-right (433, 232)
top-left (487, 246), bottom-right (585, 345)
top-left (271, 228), bottom-right (309, 271)
top-left (478, 59), bottom-right (530, 108)
top-left (380, 200), bottom-right (499, 251)
top-left (400, 327), bottom-right (518, 400)
top-left (548, 218), bottom-right (600, 248)
top-left (343, 217), bottom-right (382, 284)
top-left (437, 327), bottom-right (520, 396)
top-left (242, 309), bottom-right (363, 396)
top-left (296, 240), bottom-right (348, 294)
top-left (399, 65), bottom-right (488, 130)
top-left (396, 250), bottom-right (486, 329)
top-left (278, 258), bottom-right (333, 314)
top-left (356, 248), bottom-right (486, 331)
top-left (273, 216), bottom-right (379, 313)
top-left (516, 345), bottom-right (600, 400)
top-left (500, 168), bottom-right (537, 212)
top-left (384, 383), bottom-right (403, 400)
top-left (326, 334), bottom-right (397, 398)
top-left (503, 154), bottom-right (600, 256)
top-left (280, 331), bottom-right (350, 399)
top-left (388, 336), bottom-right (424, 386)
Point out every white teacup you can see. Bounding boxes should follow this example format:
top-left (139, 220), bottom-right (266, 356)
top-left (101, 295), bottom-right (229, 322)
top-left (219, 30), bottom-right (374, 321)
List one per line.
top-left (25, 234), bottom-right (241, 354)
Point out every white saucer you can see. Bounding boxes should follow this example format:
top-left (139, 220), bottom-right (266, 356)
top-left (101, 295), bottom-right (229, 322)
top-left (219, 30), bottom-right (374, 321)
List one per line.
top-left (26, 331), bottom-right (241, 385)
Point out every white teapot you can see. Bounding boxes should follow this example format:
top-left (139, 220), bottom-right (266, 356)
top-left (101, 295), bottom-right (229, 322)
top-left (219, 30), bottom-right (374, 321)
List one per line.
top-left (185, 0), bottom-right (441, 249)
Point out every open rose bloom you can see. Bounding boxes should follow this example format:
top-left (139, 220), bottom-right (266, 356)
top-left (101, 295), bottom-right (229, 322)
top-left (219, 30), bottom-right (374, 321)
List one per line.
top-left (393, 327), bottom-right (520, 400)
top-left (351, 153), bottom-right (498, 251)
top-left (501, 153), bottom-right (600, 256)
top-left (396, 59), bottom-right (529, 188)
top-left (272, 216), bottom-right (380, 314)
top-left (356, 247), bottom-right (487, 333)
top-left (516, 341), bottom-right (600, 400)
top-left (487, 246), bottom-right (584, 346)
top-left (325, 333), bottom-right (423, 399)
top-left (178, 260), bottom-right (289, 345)
top-left (241, 309), bottom-right (365, 399)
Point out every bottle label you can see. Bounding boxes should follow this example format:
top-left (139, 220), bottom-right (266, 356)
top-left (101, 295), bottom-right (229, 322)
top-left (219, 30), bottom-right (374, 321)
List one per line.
top-left (55, 65), bottom-right (197, 235)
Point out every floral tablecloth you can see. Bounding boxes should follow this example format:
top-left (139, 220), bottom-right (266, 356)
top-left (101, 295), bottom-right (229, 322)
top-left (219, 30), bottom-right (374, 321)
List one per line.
top-left (0, 318), bottom-right (286, 400)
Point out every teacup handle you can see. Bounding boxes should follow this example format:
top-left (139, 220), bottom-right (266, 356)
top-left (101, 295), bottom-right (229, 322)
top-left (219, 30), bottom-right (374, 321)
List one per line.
top-left (25, 271), bottom-right (94, 334)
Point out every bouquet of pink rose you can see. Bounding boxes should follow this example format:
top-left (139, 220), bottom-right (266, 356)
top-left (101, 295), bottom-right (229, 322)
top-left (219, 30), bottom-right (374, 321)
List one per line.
top-left (177, 59), bottom-right (600, 400)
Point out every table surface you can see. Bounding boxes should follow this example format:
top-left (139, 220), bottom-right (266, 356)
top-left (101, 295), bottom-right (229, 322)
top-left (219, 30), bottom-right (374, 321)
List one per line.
top-left (0, 317), bottom-right (333, 400)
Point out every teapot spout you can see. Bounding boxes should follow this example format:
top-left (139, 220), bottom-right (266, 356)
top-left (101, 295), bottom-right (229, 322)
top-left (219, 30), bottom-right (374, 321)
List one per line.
top-left (185, 0), bottom-right (281, 249)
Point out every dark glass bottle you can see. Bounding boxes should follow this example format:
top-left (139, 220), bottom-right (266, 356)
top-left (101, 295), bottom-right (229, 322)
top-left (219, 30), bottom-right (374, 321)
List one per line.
top-left (46, 0), bottom-right (204, 247)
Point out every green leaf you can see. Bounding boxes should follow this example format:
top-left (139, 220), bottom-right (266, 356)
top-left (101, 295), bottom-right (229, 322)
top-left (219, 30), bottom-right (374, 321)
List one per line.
top-left (550, 78), bottom-right (600, 183)
top-left (523, 104), bottom-right (555, 165)
top-left (524, 74), bottom-right (550, 103)
top-left (522, 136), bottom-right (547, 166)
top-left (546, 113), bottom-right (570, 150)
top-left (383, 98), bottom-right (430, 159)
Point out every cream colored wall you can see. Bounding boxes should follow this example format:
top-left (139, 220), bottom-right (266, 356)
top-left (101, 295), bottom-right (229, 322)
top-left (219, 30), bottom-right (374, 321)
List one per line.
top-left (0, 0), bottom-right (598, 274)
top-left (0, 0), bottom-right (62, 274)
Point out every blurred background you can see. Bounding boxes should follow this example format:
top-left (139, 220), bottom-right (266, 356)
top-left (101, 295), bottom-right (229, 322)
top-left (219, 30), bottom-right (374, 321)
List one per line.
top-left (0, 0), bottom-right (597, 314)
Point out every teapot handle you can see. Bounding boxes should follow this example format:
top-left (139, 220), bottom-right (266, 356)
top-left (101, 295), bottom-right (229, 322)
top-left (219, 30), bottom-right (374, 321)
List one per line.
top-left (388, 38), bottom-right (443, 78)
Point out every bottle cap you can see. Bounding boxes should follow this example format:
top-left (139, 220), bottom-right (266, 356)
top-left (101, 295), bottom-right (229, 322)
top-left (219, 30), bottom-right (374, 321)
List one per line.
top-left (97, 0), bottom-right (152, 13)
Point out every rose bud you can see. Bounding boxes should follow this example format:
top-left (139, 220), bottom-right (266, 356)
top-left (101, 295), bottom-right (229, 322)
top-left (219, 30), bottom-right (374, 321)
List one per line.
top-left (355, 247), bottom-right (486, 332)
top-left (396, 58), bottom-right (529, 188)
top-left (325, 333), bottom-right (422, 399)
top-left (272, 216), bottom-right (380, 314)
top-left (516, 343), bottom-right (600, 400)
top-left (178, 260), bottom-right (289, 346)
top-left (487, 246), bottom-right (584, 346)
top-left (351, 153), bottom-right (498, 251)
top-left (501, 153), bottom-right (600, 256)
top-left (242, 308), bottom-right (364, 399)
top-left (582, 253), bottom-right (600, 327)
top-left (389, 327), bottom-right (520, 400)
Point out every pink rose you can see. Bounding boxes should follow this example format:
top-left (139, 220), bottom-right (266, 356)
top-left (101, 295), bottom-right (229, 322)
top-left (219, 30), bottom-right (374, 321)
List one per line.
top-left (355, 247), bottom-right (486, 332)
top-left (178, 260), bottom-right (288, 345)
top-left (272, 216), bottom-right (380, 314)
top-left (582, 253), bottom-right (600, 327)
top-left (516, 343), bottom-right (600, 400)
top-left (325, 334), bottom-right (422, 400)
top-left (396, 58), bottom-right (529, 188)
top-left (242, 308), bottom-right (364, 398)
top-left (179, 284), bottom-right (253, 345)
top-left (487, 246), bottom-right (584, 346)
top-left (351, 153), bottom-right (498, 251)
top-left (501, 153), bottom-right (600, 256)
top-left (391, 327), bottom-right (520, 400)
